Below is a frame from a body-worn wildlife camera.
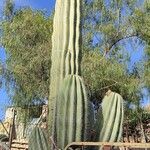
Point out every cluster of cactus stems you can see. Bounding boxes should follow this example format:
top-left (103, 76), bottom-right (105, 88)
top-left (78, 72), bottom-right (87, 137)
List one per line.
top-left (49, 0), bottom-right (94, 149)
top-left (49, 0), bottom-right (124, 149)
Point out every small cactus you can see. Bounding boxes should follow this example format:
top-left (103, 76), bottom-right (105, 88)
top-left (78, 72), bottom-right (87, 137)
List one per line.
top-left (29, 127), bottom-right (50, 150)
top-left (96, 90), bottom-right (124, 143)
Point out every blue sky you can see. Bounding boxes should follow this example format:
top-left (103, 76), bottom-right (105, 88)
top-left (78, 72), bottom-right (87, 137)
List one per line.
top-left (0, 0), bottom-right (55, 120)
top-left (14, 0), bottom-right (55, 14)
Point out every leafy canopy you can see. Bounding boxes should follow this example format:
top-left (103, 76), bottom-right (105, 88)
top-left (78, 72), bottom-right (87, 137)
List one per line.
top-left (1, 8), bottom-right (53, 106)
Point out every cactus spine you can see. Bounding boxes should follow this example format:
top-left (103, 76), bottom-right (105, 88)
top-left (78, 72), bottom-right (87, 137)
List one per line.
top-left (97, 91), bottom-right (124, 144)
top-left (49, 0), bottom-right (94, 149)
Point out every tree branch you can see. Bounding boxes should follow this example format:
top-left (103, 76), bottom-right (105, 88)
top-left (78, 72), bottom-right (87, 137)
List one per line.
top-left (99, 82), bottom-right (118, 91)
top-left (108, 33), bottom-right (138, 52)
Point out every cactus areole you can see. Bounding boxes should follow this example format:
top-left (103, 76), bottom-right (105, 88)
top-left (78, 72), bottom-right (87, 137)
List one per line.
top-left (49, 0), bottom-right (94, 149)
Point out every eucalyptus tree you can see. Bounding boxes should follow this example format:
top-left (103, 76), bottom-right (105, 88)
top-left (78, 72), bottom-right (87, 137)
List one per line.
top-left (81, 0), bottom-right (145, 104)
top-left (1, 7), bottom-right (53, 106)
top-left (81, 0), bottom-right (150, 141)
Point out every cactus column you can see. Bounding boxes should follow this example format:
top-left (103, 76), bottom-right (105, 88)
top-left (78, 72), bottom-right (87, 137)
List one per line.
top-left (96, 90), bottom-right (124, 147)
top-left (48, 0), bottom-right (65, 136)
top-left (49, 0), bottom-right (94, 149)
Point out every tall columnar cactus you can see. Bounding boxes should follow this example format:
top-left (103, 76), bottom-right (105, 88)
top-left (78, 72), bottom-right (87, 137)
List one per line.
top-left (96, 90), bottom-right (124, 144)
top-left (49, 0), bottom-right (94, 149)
top-left (48, 0), bottom-right (65, 135)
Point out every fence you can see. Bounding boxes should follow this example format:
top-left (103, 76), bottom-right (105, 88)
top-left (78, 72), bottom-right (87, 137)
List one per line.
top-left (64, 142), bottom-right (150, 150)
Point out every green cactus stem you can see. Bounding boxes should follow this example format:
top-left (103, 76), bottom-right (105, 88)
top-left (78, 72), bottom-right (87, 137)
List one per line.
top-left (96, 90), bottom-right (124, 144)
top-left (48, 0), bottom-right (83, 136)
top-left (55, 75), bottom-right (94, 149)
top-left (49, 0), bottom-right (94, 149)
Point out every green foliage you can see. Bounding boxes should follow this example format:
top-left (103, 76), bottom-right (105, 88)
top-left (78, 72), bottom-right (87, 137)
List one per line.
top-left (82, 0), bottom-right (139, 55)
top-left (124, 103), bottom-right (150, 142)
top-left (130, 1), bottom-right (150, 91)
top-left (80, 1), bottom-right (150, 125)
top-left (16, 106), bottom-right (42, 123)
top-left (4, 0), bottom-right (14, 20)
top-left (131, 1), bottom-right (150, 43)
top-left (1, 8), bottom-right (53, 105)
top-left (81, 0), bottom-right (144, 105)
top-left (81, 1), bottom-right (150, 138)
top-left (81, 50), bottom-right (141, 103)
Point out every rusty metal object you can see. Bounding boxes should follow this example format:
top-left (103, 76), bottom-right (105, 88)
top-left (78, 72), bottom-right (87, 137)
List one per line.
top-left (64, 142), bottom-right (150, 150)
